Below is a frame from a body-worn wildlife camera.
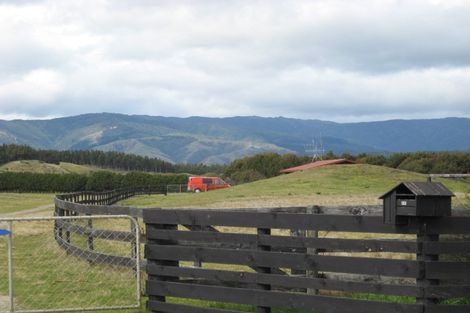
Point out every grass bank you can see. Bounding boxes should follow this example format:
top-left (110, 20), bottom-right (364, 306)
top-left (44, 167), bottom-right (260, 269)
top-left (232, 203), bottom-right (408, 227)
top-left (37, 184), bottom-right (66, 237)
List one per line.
top-left (121, 164), bottom-right (470, 209)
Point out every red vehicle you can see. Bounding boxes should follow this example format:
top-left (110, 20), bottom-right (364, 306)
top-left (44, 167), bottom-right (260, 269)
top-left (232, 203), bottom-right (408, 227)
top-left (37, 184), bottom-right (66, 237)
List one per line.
top-left (187, 176), bottom-right (230, 193)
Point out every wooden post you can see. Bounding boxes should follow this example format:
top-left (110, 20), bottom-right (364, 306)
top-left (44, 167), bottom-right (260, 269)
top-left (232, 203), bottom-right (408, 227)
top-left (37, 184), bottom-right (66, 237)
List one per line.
top-left (87, 214), bottom-right (94, 251)
top-left (65, 209), bottom-right (71, 244)
top-left (146, 223), bottom-right (179, 308)
top-left (257, 227), bottom-right (271, 313)
top-left (307, 205), bottom-right (321, 295)
top-left (290, 207), bottom-right (306, 276)
top-left (416, 219), bottom-right (439, 308)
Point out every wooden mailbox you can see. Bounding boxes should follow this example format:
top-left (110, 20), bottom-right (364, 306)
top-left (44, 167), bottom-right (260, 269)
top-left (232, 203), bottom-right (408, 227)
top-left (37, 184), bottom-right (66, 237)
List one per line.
top-left (380, 181), bottom-right (453, 225)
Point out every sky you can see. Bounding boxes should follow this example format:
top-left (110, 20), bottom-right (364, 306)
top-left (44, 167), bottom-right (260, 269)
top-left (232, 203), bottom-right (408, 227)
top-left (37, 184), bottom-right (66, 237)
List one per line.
top-left (0, 0), bottom-right (469, 122)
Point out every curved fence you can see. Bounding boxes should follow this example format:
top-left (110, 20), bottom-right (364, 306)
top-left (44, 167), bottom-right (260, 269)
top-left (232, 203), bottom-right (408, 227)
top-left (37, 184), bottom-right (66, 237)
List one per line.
top-left (54, 187), bottom-right (470, 313)
top-left (54, 187), bottom-right (166, 268)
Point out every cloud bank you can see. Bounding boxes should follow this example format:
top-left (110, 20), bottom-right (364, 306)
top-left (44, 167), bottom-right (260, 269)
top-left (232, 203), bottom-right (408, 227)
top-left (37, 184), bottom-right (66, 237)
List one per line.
top-left (0, 0), bottom-right (469, 121)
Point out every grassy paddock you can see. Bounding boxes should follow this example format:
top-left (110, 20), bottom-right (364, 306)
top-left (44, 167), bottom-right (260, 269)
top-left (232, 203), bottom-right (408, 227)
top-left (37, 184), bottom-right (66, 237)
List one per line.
top-left (0, 219), bottom-right (142, 313)
top-left (0, 193), bottom-right (55, 215)
top-left (121, 164), bottom-right (470, 209)
top-left (0, 165), bottom-right (469, 312)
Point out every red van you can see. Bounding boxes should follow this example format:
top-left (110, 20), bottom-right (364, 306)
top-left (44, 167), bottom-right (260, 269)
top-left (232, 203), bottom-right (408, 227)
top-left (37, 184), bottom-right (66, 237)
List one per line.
top-left (187, 176), bottom-right (230, 193)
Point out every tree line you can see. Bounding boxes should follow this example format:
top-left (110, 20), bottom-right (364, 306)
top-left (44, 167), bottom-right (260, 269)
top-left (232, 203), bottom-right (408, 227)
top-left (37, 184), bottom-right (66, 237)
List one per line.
top-left (0, 144), bottom-right (221, 174)
top-left (224, 152), bottom-right (311, 183)
top-left (223, 151), bottom-right (470, 184)
top-left (0, 171), bottom-right (188, 193)
top-left (355, 151), bottom-right (470, 174)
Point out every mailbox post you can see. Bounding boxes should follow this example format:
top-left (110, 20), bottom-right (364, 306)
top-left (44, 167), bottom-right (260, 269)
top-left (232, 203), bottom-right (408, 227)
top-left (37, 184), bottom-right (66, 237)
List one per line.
top-left (380, 181), bottom-right (454, 225)
top-left (380, 180), bottom-right (454, 305)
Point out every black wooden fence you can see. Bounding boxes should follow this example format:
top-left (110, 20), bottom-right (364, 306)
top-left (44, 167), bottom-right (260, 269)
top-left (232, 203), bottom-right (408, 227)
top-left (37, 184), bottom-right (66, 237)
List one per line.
top-left (144, 208), bottom-right (470, 313)
top-left (53, 188), bottom-right (470, 313)
top-left (54, 187), bottom-right (166, 267)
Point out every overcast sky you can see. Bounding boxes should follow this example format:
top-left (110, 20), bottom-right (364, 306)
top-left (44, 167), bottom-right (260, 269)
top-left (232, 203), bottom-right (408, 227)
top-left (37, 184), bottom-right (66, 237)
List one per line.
top-left (0, 0), bottom-right (469, 122)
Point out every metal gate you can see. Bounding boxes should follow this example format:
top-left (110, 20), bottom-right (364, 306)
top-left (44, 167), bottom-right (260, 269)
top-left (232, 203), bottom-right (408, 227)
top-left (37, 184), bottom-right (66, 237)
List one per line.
top-left (0, 215), bottom-right (141, 313)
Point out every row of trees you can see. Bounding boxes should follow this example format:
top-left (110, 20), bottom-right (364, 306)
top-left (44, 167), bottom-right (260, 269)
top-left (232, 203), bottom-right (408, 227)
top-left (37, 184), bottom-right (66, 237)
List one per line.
top-left (337, 151), bottom-right (470, 174)
top-left (0, 144), bottom-right (220, 174)
top-left (224, 152), bottom-right (311, 183)
top-left (223, 151), bottom-right (470, 184)
top-left (0, 171), bottom-right (188, 192)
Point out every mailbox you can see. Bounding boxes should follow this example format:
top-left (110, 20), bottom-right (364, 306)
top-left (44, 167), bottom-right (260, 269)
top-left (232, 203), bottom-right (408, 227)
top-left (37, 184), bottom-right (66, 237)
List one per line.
top-left (380, 181), bottom-right (454, 225)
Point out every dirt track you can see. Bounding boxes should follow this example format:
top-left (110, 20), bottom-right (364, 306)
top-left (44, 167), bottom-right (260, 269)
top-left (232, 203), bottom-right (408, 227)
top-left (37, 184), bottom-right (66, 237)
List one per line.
top-left (0, 204), bottom-right (54, 218)
top-left (0, 295), bottom-right (9, 312)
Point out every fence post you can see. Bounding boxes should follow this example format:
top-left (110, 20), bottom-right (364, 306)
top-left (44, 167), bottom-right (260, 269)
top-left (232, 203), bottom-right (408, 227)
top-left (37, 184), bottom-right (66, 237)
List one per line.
top-left (146, 222), bottom-right (179, 309)
top-left (416, 219), bottom-right (439, 308)
top-left (257, 227), bottom-right (271, 313)
top-left (307, 205), bottom-right (321, 295)
top-left (87, 214), bottom-right (94, 251)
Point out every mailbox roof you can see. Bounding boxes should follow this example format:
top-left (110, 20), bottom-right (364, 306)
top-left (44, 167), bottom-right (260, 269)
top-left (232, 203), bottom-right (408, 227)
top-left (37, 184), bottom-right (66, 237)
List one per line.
top-left (379, 181), bottom-right (454, 199)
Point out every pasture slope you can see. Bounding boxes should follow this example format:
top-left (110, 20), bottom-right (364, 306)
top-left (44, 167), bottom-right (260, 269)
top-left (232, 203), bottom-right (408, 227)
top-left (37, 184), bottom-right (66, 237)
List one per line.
top-left (0, 160), bottom-right (97, 175)
top-left (121, 164), bottom-right (470, 209)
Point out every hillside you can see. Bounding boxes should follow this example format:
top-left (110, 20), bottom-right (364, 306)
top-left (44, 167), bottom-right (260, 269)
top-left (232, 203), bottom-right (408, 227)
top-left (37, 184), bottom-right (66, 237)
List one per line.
top-left (1, 113), bottom-right (469, 164)
top-left (121, 164), bottom-right (470, 209)
top-left (0, 160), bottom-right (97, 175)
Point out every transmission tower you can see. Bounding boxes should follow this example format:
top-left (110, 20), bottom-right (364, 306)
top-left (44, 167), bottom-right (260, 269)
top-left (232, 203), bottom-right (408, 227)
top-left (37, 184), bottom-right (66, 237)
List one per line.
top-left (304, 136), bottom-right (325, 162)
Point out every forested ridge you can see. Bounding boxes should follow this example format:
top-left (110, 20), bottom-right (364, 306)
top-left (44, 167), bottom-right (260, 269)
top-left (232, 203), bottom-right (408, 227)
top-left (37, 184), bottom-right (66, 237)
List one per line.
top-left (0, 144), bottom-right (223, 174)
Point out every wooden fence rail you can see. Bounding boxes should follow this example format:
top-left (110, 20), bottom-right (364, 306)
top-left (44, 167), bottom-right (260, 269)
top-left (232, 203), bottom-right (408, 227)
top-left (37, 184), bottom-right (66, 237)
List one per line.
top-left (54, 186), bottom-right (167, 267)
top-left (144, 208), bottom-right (470, 313)
top-left (54, 188), bottom-right (470, 313)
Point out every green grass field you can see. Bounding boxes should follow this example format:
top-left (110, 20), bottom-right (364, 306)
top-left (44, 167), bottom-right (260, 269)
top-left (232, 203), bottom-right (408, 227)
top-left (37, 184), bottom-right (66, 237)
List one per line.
top-left (0, 160), bottom-right (97, 175)
top-left (0, 193), bottom-right (55, 215)
top-left (121, 164), bottom-right (470, 209)
top-left (1, 164), bottom-right (469, 312)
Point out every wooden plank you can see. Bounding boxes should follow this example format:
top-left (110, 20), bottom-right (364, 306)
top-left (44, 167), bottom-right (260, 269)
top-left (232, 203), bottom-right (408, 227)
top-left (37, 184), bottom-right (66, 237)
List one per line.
top-left (145, 245), bottom-right (419, 278)
top-left (423, 241), bottom-right (470, 254)
top-left (426, 285), bottom-right (470, 298)
top-left (147, 228), bottom-right (418, 253)
top-left (144, 209), bottom-right (470, 234)
top-left (55, 235), bottom-right (135, 267)
top-left (143, 209), bottom-right (420, 234)
top-left (148, 301), bottom-right (245, 313)
top-left (423, 217), bottom-right (470, 234)
top-left (55, 198), bottom-right (144, 217)
top-left (147, 264), bottom-right (421, 296)
top-left (426, 261), bottom-right (470, 280)
top-left (146, 281), bottom-right (422, 313)
top-left (56, 220), bottom-right (135, 242)
top-left (425, 304), bottom-right (470, 313)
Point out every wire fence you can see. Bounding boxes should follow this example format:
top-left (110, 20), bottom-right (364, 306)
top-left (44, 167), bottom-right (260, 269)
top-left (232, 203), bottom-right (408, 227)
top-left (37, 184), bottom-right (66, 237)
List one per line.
top-left (166, 184), bottom-right (188, 194)
top-left (0, 215), bottom-right (141, 313)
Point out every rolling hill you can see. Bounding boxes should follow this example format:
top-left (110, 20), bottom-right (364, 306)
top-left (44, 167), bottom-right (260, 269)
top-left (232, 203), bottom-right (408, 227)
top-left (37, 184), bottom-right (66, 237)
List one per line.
top-left (0, 160), bottom-right (97, 175)
top-left (121, 164), bottom-right (470, 209)
top-left (1, 113), bottom-right (469, 164)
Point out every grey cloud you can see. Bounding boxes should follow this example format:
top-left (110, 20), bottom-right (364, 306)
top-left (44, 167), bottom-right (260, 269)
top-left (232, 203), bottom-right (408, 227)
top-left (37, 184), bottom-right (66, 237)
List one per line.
top-left (0, 0), bottom-right (469, 121)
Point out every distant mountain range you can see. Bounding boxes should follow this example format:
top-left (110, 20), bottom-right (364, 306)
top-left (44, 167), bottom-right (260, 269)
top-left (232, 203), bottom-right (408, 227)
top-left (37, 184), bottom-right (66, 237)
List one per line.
top-left (0, 113), bottom-right (469, 164)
